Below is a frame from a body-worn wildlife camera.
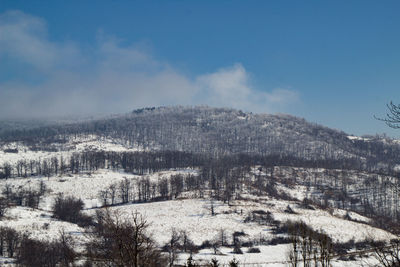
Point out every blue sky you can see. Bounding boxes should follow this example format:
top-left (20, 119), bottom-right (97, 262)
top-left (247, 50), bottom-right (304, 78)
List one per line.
top-left (0, 1), bottom-right (399, 137)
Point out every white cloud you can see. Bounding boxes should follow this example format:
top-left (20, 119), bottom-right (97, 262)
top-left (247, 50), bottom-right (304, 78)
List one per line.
top-left (196, 64), bottom-right (299, 113)
top-left (0, 10), bottom-right (80, 72)
top-left (0, 10), bottom-right (300, 118)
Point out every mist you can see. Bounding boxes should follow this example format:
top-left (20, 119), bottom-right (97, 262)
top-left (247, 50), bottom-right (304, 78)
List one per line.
top-left (0, 10), bottom-right (299, 119)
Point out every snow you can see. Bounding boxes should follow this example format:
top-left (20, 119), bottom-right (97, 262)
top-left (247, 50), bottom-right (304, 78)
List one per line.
top-left (0, 134), bottom-right (143, 166)
top-left (347, 136), bottom-right (369, 141)
top-left (272, 206), bottom-right (394, 243)
top-left (72, 135), bottom-right (144, 152)
top-left (83, 190), bottom-right (394, 246)
top-left (394, 164), bottom-right (400, 172)
top-left (0, 168), bottom-right (199, 211)
top-left (0, 206), bottom-right (85, 244)
top-left (94, 199), bottom-right (267, 246)
top-left (177, 244), bottom-right (291, 266)
top-left (0, 136), bottom-right (397, 266)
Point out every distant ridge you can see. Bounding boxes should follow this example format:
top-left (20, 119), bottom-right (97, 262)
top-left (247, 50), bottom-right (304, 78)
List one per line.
top-left (1, 106), bottom-right (400, 169)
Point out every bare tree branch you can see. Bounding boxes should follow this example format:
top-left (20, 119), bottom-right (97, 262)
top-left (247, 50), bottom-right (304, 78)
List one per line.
top-left (375, 101), bottom-right (400, 129)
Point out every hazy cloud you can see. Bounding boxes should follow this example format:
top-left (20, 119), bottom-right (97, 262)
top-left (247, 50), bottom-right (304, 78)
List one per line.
top-left (0, 10), bottom-right (300, 119)
top-left (196, 64), bottom-right (299, 113)
top-left (0, 10), bottom-right (80, 72)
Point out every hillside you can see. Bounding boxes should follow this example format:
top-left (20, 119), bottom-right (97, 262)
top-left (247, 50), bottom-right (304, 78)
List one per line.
top-left (1, 106), bottom-right (400, 168)
top-left (0, 106), bottom-right (399, 266)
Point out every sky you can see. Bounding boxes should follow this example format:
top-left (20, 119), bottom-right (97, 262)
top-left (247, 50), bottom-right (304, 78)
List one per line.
top-left (0, 1), bottom-right (399, 137)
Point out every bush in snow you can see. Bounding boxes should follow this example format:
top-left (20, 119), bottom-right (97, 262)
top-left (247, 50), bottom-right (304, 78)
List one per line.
top-left (52, 195), bottom-right (92, 226)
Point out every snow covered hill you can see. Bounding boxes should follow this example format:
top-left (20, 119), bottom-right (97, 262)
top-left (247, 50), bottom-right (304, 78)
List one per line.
top-left (0, 167), bottom-right (392, 266)
top-left (0, 107), bottom-right (399, 266)
top-left (2, 106), bottom-right (400, 169)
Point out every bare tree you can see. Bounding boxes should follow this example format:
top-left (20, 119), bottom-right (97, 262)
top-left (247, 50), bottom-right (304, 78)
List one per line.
top-left (87, 209), bottom-right (167, 267)
top-left (180, 230), bottom-right (196, 254)
top-left (16, 230), bottom-right (75, 267)
top-left (158, 178), bottom-right (169, 200)
top-left (2, 184), bottom-right (12, 200)
top-left (376, 101), bottom-right (400, 129)
top-left (170, 174), bottom-right (184, 199)
top-left (38, 180), bottom-right (47, 196)
top-left (109, 183), bottom-right (117, 205)
top-left (98, 189), bottom-right (109, 207)
top-left (0, 198), bottom-right (7, 218)
top-left (211, 236), bottom-right (221, 255)
top-left (219, 229), bottom-right (227, 247)
top-left (208, 199), bottom-right (216, 216)
top-left (2, 163), bottom-right (11, 179)
top-left (165, 228), bottom-right (181, 267)
top-left (287, 221), bottom-right (332, 267)
top-left (4, 227), bottom-right (20, 258)
top-left (372, 239), bottom-right (400, 267)
top-left (119, 177), bottom-right (131, 203)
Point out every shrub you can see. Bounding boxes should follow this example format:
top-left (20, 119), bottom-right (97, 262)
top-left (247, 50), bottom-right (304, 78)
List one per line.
top-left (284, 205), bottom-right (296, 214)
top-left (268, 236), bottom-right (291, 245)
top-left (229, 258), bottom-right (239, 267)
top-left (247, 247), bottom-right (261, 253)
top-left (52, 195), bottom-right (92, 226)
top-left (209, 257), bottom-right (220, 267)
top-left (3, 149), bottom-right (18, 153)
top-left (241, 241), bottom-right (253, 247)
top-left (199, 240), bottom-right (212, 249)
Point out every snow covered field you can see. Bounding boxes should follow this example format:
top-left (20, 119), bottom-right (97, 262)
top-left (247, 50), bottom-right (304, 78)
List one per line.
top-left (0, 138), bottom-right (397, 266)
top-left (0, 167), bottom-right (393, 265)
top-left (0, 207), bottom-right (85, 243)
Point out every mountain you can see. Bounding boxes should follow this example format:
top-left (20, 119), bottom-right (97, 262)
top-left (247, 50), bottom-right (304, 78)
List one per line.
top-left (1, 106), bottom-right (400, 172)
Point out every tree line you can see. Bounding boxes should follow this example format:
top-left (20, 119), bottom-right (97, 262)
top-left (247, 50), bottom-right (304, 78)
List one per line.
top-left (1, 150), bottom-right (391, 181)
